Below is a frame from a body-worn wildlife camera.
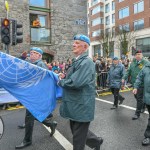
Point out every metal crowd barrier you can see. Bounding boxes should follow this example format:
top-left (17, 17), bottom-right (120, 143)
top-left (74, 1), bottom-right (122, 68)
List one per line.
top-left (96, 72), bottom-right (109, 96)
top-left (96, 72), bottom-right (132, 97)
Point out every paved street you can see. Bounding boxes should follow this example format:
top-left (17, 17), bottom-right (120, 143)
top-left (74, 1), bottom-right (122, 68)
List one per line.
top-left (0, 91), bottom-right (150, 150)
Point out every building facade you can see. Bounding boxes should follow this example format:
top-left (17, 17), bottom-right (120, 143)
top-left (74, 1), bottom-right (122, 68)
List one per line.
top-left (88, 0), bottom-right (150, 58)
top-left (0, 0), bottom-right (87, 62)
top-left (116, 0), bottom-right (150, 57)
top-left (88, 0), bottom-right (115, 58)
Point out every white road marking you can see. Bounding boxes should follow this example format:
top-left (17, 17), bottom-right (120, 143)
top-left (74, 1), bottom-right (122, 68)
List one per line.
top-left (96, 98), bottom-right (149, 114)
top-left (44, 125), bottom-right (73, 150)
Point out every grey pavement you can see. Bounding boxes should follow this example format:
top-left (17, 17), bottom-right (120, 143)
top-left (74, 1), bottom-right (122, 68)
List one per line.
top-left (0, 91), bottom-right (150, 150)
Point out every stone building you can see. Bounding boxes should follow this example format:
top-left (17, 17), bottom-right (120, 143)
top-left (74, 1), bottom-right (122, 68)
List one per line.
top-left (0, 0), bottom-right (87, 62)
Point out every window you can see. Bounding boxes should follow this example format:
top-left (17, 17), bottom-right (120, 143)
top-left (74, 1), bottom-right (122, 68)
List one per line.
top-left (119, 23), bottom-right (130, 31)
top-left (30, 14), bottom-right (47, 27)
top-left (93, 44), bottom-right (101, 56)
top-left (30, 0), bottom-right (46, 7)
top-left (92, 17), bottom-right (104, 26)
top-left (91, 5), bottom-right (104, 15)
top-left (105, 4), bottom-right (110, 13)
top-left (112, 27), bottom-right (115, 36)
top-left (112, 14), bottom-right (115, 23)
top-left (118, 0), bottom-right (124, 2)
top-left (105, 16), bottom-right (110, 25)
top-left (119, 7), bottom-right (129, 19)
top-left (91, 0), bottom-right (99, 6)
top-left (92, 30), bottom-right (101, 37)
top-left (134, 19), bottom-right (144, 30)
top-left (105, 28), bottom-right (110, 35)
top-left (134, 1), bottom-right (144, 14)
top-left (112, 1), bottom-right (115, 11)
top-left (136, 38), bottom-right (150, 56)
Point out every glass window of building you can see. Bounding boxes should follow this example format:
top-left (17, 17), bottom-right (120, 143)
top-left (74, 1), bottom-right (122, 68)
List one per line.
top-left (112, 27), bottom-right (115, 36)
top-left (134, 19), bottom-right (144, 30)
top-left (92, 17), bottom-right (104, 26)
top-left (134, 0), bottom-right (144, 14)
top-left (92, 30), bottom-right (101, 37)
top-left (93, 44), bottom-right (101, 57)
top-left (119, 23), bottom-right (130, 31)
top-left (105, 28), bottom-right (110, 35)
top-left (91, 5), bottom-right (104, 15)
top-left (105, 3), bottom-right (110, 13)
top-left (91, 0), bottom-right (99, 6)
top-left (119, 7), bottom-right (129, 19)
top-left (30, 0), bottom-right (46, 7)
top-left (136, 37), bottom-right (150, 56)
top-left (118, 0), bottom-right (124, 2)
top-left (105, 16), bottom-right (110, 25)
top-left (112, 1), bottom-right (115, 11)
top-left (112, 14), bottom-right (115, 24)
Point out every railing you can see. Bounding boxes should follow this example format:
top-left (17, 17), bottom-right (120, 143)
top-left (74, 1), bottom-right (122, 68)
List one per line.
top-left (30, 27), bottom-right (51, 44)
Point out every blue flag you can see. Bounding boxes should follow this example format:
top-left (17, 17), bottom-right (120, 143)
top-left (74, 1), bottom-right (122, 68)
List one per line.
top-left (0, 52), bottom-right (62, 122)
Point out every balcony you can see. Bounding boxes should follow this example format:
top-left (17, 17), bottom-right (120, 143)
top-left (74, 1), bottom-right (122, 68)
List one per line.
top-left (30, 27), bottom-right (51, 44)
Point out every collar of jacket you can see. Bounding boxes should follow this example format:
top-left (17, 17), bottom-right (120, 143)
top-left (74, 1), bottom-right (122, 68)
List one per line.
top-left (31, 59), bottom-right (42, 64)
top-left (72, 52), bottom-right (88, 64)
top-left (73, 52), bottom-right (88, 61)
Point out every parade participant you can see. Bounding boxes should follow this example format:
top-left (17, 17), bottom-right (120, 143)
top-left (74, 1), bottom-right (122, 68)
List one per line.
top-left (133, 62), bottom-right (150, 146)
top-left (107, 57), bottom-right (125, 109)
top-left (15, 47), bottom-right (57, 149)
top-left (58, 35), bottom-right (103, 150)
top-left (122, 50), bottom-right (148, 120)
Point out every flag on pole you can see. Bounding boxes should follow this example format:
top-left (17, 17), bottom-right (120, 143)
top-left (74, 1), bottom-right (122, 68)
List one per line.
top-left (5, 1), bottom-right (9, 12)
top-left (0, 52), bottom-right (62, 122)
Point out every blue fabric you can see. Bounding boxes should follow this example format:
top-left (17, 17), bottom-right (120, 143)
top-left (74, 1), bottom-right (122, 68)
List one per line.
top-left (0, 52), bottom-right (62, 122)
top-left (30, 47), bottom-right (43, 55)
top-left (74, 34), bottom-right (90, 45)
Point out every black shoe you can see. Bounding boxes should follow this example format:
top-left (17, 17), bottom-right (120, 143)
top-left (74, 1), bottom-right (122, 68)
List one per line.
top-left (50, 121), bottom-right (57, 137)
top-left (94, 137), bottom-right (103, 150)
top-left (110, 105), bottom-right (118, 110)
top-left (132, 114), bottom-right (139, 120)
top-left (18, 124), bottom-right (25, 129)
top-left (142, 138), bottom-right (150, 146)
top-left (119, 97), bottom-right (125, 105)
top-left (15, 141), bottom-right (32, 149)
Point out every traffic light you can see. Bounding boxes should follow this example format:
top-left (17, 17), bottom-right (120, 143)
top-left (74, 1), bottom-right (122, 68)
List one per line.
top-left (1, 18), bottom-right (10, 45)
top-left (12, 20), bottom-right (23, 45)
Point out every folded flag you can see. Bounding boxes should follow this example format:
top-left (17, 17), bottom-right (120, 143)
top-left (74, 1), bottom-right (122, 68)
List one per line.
top-left (0, 52), bottom-right (62, 122)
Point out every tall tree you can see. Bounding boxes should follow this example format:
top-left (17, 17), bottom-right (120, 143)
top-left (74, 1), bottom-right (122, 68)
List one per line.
top-left (99, 31), bottom-right (114, 58)
top-left (115, 26), bottom-right (136, 56)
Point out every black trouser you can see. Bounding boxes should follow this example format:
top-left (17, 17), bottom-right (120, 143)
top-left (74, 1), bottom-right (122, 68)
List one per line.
top-left (144, 105), bottom-right (150, 138)
top-left (70, 120), bottom-right (101, 150)
top-left (134, 88), bottom-right (144, 116)
top-left (23, 109), bottom-right (54, 142)
top-left (111, 88), bottom-right (124, 106)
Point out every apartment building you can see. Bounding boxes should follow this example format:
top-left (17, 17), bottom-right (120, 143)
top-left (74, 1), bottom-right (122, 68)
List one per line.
top-left (88, 0), bottom-right (150, 58)
top-left (116, 0), bottom-right (150, 57)
top-left (88, 0), bottom-right (115, 58)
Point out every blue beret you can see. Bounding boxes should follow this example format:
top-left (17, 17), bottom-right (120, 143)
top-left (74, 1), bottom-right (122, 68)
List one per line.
top-left (113, 57), bottom-right (119, 60)
top-left (30, 47), bottom-right (43, 55)
top-left (74, 34), bottom-right (90, 45)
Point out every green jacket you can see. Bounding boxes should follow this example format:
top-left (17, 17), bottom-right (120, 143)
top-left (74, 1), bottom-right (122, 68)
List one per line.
top-left (122, 58), bottom-right (148, 87)
top-left (58, 53), bottom-right (95, 122)
top-left (134, 63), bottom-right (150, 105)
